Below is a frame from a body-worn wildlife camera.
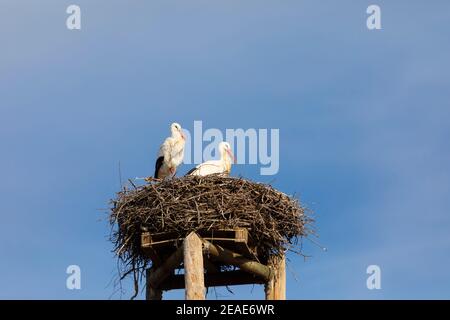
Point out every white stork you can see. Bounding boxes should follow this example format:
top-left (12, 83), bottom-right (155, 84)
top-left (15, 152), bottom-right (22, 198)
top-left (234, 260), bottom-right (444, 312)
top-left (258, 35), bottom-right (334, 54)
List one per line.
top-left (186, 141), bottom-right (235, 176)
top-left (154, 122), bottom-right (186, 179)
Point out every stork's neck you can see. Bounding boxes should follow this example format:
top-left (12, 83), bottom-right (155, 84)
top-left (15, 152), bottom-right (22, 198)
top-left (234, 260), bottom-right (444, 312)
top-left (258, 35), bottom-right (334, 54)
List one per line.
top-left (221, 152), bottom-right (232, 172)
top-left (172, 131), bottom-right (183, 141)
top-left (224, 158), bottom-right (232, 172)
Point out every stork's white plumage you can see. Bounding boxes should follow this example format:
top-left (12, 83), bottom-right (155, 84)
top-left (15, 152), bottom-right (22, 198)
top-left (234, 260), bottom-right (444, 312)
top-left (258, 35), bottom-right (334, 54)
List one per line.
top-left (154, 122), bottom-right (185, 179)
top-left (186, 142), bottom-right (235, 176)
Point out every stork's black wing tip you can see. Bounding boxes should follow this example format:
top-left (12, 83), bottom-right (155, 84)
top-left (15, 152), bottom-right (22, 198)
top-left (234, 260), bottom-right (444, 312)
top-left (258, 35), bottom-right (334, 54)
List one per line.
top-left (184, 167), bottom-right (197, 176)
top-left (154, 156), bottom-right (164, 178)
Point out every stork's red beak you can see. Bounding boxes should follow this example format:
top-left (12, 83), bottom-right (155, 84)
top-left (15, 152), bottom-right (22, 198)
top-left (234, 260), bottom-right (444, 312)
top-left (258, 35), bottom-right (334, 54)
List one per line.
top-left (227, 149), bottom-right (236, 163)
top-left (181, 131), bottom-right (186, 140)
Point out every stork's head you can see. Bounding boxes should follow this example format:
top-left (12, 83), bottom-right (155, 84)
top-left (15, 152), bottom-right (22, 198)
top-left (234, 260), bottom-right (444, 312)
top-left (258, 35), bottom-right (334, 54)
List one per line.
top-left (219, 142), bottom-right (236, 163)
top-left (170, 122), bottom-right (185, 140)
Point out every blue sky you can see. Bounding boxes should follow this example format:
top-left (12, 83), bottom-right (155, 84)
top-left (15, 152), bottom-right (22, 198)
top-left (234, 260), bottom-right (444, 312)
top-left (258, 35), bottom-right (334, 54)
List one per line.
top-left (1, 0), bottom-right (450, 299)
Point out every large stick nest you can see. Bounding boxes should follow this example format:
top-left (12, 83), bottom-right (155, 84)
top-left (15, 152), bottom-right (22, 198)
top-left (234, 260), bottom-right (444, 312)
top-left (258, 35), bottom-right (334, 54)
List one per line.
top-left (109, 175), bottom-right (313, 298)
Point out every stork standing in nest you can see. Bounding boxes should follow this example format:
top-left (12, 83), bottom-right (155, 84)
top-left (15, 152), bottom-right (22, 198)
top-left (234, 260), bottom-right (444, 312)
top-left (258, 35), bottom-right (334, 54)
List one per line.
top-left (154, 122), bottom-right (186, 179)
top-left (186, 141), bottom-right (235, 176)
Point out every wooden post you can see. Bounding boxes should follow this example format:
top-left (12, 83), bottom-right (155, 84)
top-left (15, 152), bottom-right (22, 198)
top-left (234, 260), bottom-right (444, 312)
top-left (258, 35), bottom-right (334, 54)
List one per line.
top-left (146, 269), bottom-right (163, 300)
top-left (147, 245), bottom-right (184, 288)
top-left (265, 254), bottom-right (286, 300)
top-left (184, 232), bottom-right (205, 300)
top-left (146, 245), bottom-right (184, 300)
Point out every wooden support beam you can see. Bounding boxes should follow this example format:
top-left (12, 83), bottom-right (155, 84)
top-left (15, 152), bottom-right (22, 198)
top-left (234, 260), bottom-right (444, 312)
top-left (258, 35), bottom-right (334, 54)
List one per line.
top-left (202, 239), bottom-right (271, 281)
top-left (147, 245), bottom-right (184, 289)
top-left (204, 259), bottom-right (220, 274)
top-left (146, 269), bottom-right (162, 300)
top-left (184, 232), bottom-right (205, 300)
top-left (160, 270), bottom-right (266, 290)
top-left (142, 245), bottom-right (162, 266)
top-left (265, 255), bottom-right (286, 300)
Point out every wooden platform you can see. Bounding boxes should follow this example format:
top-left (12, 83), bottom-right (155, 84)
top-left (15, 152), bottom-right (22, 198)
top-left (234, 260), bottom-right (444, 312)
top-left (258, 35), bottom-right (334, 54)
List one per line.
top-left (142, 230), bottom-right (286, 300)
top-left (141, 228), bottom-right (258, 265)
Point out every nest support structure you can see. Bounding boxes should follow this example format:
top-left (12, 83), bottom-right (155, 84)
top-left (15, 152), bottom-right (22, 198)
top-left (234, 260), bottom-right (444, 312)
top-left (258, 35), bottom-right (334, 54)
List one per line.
top-left (143, 230), bottom-right (287, 300)
top-left (110, 175), bottom-right (313, 300)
